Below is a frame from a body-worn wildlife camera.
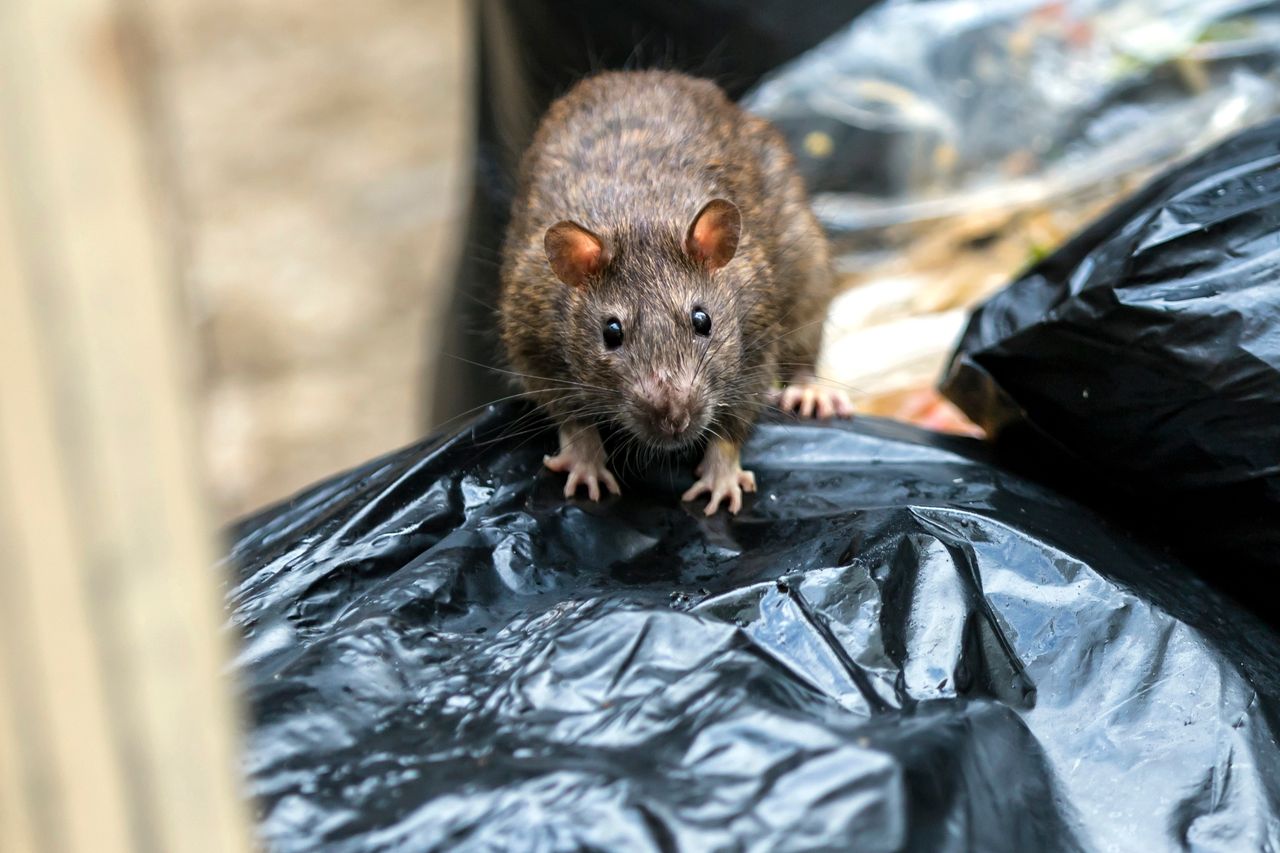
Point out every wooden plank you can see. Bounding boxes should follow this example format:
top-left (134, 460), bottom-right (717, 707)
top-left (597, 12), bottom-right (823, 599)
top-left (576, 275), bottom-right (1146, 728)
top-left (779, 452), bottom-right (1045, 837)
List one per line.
top-left (0, 0), bottom-right (254, 850)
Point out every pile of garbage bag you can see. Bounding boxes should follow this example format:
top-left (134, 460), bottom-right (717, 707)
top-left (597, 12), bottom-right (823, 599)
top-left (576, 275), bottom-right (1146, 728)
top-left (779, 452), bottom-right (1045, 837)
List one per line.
top-left (231, 1), bottom-right (1280, 850)
top-left (228, 404), bottom-right (1280, 851)
top-left (942, 116), bottom-right (1280, 617)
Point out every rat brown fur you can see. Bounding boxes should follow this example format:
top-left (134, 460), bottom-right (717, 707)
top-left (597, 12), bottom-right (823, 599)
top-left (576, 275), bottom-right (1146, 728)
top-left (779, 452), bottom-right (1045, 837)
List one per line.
top-left (498, 70), bottom-right (851, 514)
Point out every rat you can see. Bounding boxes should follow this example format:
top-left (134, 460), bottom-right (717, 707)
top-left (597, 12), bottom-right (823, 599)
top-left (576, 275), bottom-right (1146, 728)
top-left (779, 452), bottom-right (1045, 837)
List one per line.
top-left (498, 70), bottom-right (852, 515)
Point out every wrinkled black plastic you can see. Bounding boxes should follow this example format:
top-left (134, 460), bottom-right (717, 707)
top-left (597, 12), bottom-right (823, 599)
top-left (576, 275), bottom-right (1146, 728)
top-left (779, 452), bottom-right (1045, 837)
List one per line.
top-left (942, 119), bottom-right (1280, 614)
top-left (427, 0), bottom-right (875, 428)
top-left (229, 405), bottom-right (1280, 852)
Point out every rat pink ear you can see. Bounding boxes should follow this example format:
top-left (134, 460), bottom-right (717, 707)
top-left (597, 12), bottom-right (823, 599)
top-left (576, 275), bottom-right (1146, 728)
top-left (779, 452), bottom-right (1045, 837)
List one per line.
top-left (545, 221), bottom-right (610, 287)
top-left (684, 198), bottom-right (741, 270)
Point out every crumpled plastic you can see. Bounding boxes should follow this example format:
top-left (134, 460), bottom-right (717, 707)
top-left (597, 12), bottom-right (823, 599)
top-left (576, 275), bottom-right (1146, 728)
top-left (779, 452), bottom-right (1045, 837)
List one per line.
top-left (942, 117), bottom-right (1280, 614)
top-left (742, 0), bottom-right (1280, 240)
top-left (227, 405), bottom-right (1280, 852)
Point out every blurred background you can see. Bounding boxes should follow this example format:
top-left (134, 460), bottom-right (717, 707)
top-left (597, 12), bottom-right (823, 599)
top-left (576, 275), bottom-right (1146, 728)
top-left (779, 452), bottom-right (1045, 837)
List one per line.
top-left (155, 0), bottom-right (470, 520)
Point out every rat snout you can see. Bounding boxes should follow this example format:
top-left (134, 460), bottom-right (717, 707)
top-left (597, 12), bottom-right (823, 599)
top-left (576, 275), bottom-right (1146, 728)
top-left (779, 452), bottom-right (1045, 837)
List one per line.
top-left (633, 373), bottom-right (703, 445)
top-left (657, 408), bottom-right (692, 437)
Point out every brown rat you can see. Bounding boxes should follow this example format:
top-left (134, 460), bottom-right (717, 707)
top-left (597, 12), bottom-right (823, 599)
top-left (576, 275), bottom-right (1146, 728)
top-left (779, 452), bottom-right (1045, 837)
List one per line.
top-left (498, 70), bottom-right (852, 515)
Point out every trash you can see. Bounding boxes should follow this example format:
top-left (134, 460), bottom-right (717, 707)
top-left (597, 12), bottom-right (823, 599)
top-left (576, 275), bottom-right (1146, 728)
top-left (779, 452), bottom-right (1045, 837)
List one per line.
top-left (744, 0), bottom-right (1280, 238)
top-left (942, 117), bottom-right (1280, 619)
top-left (227, 403), bottom-right (1280, 851)
top-left (743, 0), bottom-right (1280, 419)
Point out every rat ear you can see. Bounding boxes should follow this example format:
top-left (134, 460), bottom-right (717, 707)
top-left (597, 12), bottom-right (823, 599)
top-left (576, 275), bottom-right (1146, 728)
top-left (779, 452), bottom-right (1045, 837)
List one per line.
top-left (685, 198), bottom-right (741, 270)
top-left (545, 221), bottom-right (610, 287)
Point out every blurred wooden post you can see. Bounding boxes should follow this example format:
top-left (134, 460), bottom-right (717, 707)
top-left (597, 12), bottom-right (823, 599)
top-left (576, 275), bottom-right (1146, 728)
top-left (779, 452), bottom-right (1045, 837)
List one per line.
top-left (0, 0), bottom-right (254, 850)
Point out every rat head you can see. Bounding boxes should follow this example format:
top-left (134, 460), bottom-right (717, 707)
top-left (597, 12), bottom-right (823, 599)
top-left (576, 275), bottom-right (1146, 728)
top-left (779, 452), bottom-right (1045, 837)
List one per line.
top-left (545, 198), bottom-right (748, 450)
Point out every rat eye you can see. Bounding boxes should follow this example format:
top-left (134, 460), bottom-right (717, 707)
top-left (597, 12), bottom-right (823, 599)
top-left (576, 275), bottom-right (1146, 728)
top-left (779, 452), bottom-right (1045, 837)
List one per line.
top-left (602, 317), bottom-right (624, 349)
top-left (691, 308), bottom-right (712, 337)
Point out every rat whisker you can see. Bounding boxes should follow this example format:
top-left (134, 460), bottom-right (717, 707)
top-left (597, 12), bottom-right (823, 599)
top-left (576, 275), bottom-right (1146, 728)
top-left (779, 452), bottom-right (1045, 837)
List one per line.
top-left (419, 387), bottom-right (573, 439)
top-left (445, 354), bottom-right (625, 398)
top-left (742, 317), bottom-right (827, 357)
top-left (735, 366), bottom-right (871, 398)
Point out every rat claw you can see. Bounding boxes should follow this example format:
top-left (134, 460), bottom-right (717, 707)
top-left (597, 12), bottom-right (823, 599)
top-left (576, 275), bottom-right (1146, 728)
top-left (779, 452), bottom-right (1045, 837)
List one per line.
top-left (684, 440), bottom-right (755, 516)
top-left (681, 480), bottom-right (710, 503)
top-left (703, 488), bottom-right (726, 516)
top-left (800, 387), bottom-right (817, 418)
top-left (779, 385), bottom-right (803, 413)
top-left (779, 379), bottom-right (856, 421)
top-left (547, 425), bottom-right (619, 502)
top-left (833, 390), bottom-right (856, 418)
top-left (703, 484), bottom-right (742, 516)
top-left (562, 470), bottom-right (580, 499)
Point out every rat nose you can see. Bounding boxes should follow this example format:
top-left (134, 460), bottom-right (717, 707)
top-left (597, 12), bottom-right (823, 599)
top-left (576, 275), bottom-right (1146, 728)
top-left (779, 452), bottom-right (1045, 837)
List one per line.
top-left (659, 410), bottom-right (691, 437)
top-left (637, 375), bottom-right (698, 440)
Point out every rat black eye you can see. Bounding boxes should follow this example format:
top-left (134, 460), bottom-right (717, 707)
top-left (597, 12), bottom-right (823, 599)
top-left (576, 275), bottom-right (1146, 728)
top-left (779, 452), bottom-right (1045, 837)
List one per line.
top-left (602, 317), bottom-right (624, 349)
top-left (691, 308), bottom-right (712, 337)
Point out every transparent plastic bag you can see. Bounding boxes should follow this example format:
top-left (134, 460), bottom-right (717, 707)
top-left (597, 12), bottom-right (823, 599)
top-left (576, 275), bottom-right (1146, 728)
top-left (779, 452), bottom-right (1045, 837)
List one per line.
top-left (744, 0), bottom-right (1280, 237)
top-left (745, 0), bottom-right (1280, 420)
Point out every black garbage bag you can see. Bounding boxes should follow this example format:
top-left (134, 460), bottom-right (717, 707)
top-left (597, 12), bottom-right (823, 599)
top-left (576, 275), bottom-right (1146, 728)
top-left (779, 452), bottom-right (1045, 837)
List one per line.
top-left (941, 118), bottom-right (1280, 616)
top-left (228, 404), bottom-right (1280, 852)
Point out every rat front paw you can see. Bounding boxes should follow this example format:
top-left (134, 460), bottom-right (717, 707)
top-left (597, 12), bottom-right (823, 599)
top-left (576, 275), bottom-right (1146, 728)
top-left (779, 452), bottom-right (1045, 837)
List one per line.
top-left (776, 381), bottom-right (855, 419)
top-left (682, 464), bottom-right (757, 516)
top-left (544, 422), bottom-right (620, 502)
top-left (544, 450), bottom-right (620, 502)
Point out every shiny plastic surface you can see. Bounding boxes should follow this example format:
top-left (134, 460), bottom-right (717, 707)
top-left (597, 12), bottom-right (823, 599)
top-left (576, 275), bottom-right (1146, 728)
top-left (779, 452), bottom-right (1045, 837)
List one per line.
top-left (942, 118), bottom-right (1280, 613)
top-left (743, 0), bottom-right (1280, 235)
top-left (229, 405), bottom-right (1280, 851)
